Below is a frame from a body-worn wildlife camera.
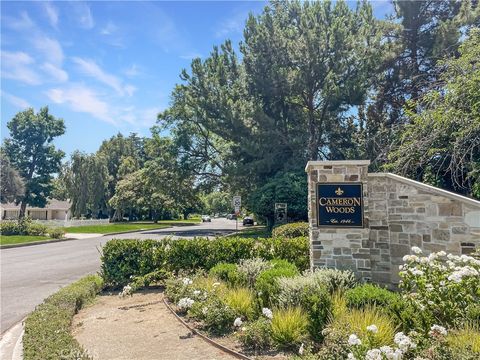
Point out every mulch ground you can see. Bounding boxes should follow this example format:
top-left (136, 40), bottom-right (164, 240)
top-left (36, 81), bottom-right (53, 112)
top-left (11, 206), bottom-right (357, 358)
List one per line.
top-left (72, 289), bottom-right (237, 360)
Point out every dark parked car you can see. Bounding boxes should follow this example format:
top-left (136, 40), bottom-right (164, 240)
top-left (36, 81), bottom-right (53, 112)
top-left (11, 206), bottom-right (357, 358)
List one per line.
top-left (243, 216), bottom-right (254, 226)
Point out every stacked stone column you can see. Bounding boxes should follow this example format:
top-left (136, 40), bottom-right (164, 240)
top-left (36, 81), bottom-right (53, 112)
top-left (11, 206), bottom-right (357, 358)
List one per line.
top-left (306, 160), bottom-right (372, 281)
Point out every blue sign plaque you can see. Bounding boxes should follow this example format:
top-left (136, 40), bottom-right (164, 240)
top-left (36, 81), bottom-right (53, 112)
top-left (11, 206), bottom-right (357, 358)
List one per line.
top-left (316, 183), bottom-right (364, 227)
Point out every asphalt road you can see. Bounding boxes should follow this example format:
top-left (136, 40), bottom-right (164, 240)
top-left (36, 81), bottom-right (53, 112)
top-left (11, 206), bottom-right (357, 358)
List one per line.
top-left (0, 218), bottom-right (241, 335)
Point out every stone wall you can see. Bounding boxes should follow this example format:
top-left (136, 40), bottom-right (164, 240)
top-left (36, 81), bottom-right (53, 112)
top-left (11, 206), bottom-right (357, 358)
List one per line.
top-left (306, 160), bottom-right (480, 287)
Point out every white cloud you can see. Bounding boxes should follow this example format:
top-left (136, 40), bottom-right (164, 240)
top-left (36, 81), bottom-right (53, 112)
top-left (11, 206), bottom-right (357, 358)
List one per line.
top-left (72, 57), bottom-right (135, 97)
top-left (43, 2), bottom-right (59, 29)
top-left (124, 64), bottom-right (141, 77)
top-left (3, 11), bottom-right (35, 31)
top-left (41, 62), bottom-right (68, 82)
top-left (215, 11), bottom-right (248, 38)
top-left (1, 90), bottom-right (31, 109)
top-left (32, 35), bottom-right (64, 65)
top-left (118, 106), bottom-right (163, 128)
top-left (74, 2), bottom-right (94, 29)
top-left (1, 51), bottom-right (42, 85)
top-left (100, 21), bottom-right (117, 35)
top-left (46, 84), bottom-right (113, 124)
top-left (179, 53), bottom-right (202, 60)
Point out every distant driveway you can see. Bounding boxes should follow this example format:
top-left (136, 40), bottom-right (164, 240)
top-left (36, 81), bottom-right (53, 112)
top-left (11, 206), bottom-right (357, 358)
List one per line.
top-left (0, 218), bottom-right (241, 335)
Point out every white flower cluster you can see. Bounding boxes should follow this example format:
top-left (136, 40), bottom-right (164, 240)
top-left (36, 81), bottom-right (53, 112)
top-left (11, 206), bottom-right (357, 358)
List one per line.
top-left (366, 324), bottom-right (378, 334)
top-left (182, 277), bottom-right (193, 286)
top-left (262, 307), bottom-right (273, 319)
top-left (347, 326), bottom-right (417, 360)
top-left (348, 334), bottom-right (362, 346)
top-left (394, 332), bottom-right (416, 351)
top-left (233, 317), bottom-right (243, 327)
top-left (118, 284), bottom-right (132, 298)
top-left (178, 297), bottom-right (195, 310)
top-left (429, 324), bottom-right (447, 337)
top-left (447, 266), bottom-right (479, 283)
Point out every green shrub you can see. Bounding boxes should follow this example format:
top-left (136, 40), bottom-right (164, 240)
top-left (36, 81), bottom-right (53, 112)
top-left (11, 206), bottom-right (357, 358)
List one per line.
top-left (446, 324), bottom-right (480, 354)
top-left (189, 296), bottom-right (236, 334)
top-left (0, 220), bottom-right (19, 235)
top-left (222, 287), bottom-right (256, 319)
top-left (255, 260), bottom-right (299, 305)
top-left (238, 318), bottom-right (272, 350)
top-left (272, 222), bottom-right (309, 238)
top-left (310, 268), bottom-right (357, 294)
top-left (209, 263), bottom-right (244, 286)
top-left (27, 222), bottom-right (48, 236)
top-left (237, 258), bottom-right (272, 288)
top-left (23, 275), bottom-right (103, 360)
top-left (329, 307), bottom-right (397, 348)
top-left (0, 218), bottom-right (47, 236)
top-left (48, 227), bottom-right (65, 239)
top-left (277, 275), bottom-right (332, 340)
top-left (101, 236), bottom-right (309, 288)
top-left (345, 283), bottom-right (400, 309)
top-left (271, 307), bottom-right (309, 349)
top-left (100, 239), bottom-right (165, 288)
top-left (259, 236), bottom-right (310, 271)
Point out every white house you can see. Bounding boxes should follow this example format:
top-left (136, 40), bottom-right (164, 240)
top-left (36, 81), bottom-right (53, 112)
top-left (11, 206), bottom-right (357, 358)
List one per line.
top-left (1, 199), bottom-right (72, 220)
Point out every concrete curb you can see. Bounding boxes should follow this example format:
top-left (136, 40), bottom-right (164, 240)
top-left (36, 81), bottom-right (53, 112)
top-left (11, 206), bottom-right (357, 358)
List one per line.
top-left (0, 237), bottom-right (76, 250)
top-left (0, 320), bottom-right (24, 360)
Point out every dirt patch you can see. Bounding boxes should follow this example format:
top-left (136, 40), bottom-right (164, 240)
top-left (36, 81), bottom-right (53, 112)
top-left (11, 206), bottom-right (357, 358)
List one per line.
top-left (72, 289), bottom-right (236, 360)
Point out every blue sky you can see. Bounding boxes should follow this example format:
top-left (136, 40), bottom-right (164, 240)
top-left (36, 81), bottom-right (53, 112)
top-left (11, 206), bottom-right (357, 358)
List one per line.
top-left (1, 1), bottom-right (393, 158)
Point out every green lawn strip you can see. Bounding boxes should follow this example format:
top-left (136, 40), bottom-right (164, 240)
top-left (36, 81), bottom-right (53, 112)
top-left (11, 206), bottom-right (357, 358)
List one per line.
top-left (23, 275), bottom-right (103, 360)
top-left (63, 223), bottom-right (170, 234)
top-left (0, 235), bottom-right (51, 246)
top-left (63, 219), bottom-right (201, 234)
top-left (237, 225), bottom-right (271, 238)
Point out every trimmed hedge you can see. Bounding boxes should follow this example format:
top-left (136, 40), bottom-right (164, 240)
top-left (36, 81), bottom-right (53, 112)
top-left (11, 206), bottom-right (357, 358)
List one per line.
top-left (344, 283), bottom-right (400, 309)
top-left (101, 236), bottom-right (309, 288)
top-left (0, 218), bottom-right (64, 239)
top-left (255, 260), bottom-right (299, 306)
top-left (23, 275), bottom-right (103, 360)
top-left (272, 222), bottom-right (309, 238)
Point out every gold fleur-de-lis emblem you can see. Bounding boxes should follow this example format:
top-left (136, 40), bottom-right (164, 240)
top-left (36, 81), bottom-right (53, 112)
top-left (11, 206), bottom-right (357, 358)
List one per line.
top-left (335, 187), bottom-right (344, 196)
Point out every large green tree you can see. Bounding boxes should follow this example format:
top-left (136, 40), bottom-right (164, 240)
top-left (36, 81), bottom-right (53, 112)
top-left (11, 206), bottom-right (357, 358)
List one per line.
top-left (63, 152), bottom-right (109, 218)
top-left (3, 107), bottom-right (65, 217)
top-left (388, 28), bottom-right (480, 198)
top-left (0, 152), bottom-right (25, 204)
top-left (359, 0), bottom-right (479, 169)
top-left (160, 0), bottom-right (385, 219)
top-left (109, 133), bottom-right (201, 221)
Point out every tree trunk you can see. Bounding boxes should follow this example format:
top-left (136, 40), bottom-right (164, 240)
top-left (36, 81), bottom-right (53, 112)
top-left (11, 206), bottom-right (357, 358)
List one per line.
top-left (19, 200), bottom-right (27, 219)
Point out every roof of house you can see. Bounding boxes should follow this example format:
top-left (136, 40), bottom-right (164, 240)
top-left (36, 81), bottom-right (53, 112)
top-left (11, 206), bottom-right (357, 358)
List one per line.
top-left (0, 199), bottom-right (71, 211)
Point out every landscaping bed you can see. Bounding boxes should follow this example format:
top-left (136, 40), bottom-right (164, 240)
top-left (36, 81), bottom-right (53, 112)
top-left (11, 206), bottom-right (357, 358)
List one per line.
top-left (107, 228), bottom-right (479, 360)
top-left (23, 275), bottom-right (103, 360)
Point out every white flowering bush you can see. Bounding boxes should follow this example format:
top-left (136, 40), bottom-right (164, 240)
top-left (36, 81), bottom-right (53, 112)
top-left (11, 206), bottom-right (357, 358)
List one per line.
top-left (118, 284), bottom-right (133, 297)
top-left (399, 248), bottom-right (480, 329)
top-left (177, 297), bottom-right (195, 311)
top-left (347, 325), bottom-right (418, 360)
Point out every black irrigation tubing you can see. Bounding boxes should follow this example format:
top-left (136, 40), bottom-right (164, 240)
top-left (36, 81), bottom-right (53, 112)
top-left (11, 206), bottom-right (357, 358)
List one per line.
top-left (163, 298), bottom-right (254, 360)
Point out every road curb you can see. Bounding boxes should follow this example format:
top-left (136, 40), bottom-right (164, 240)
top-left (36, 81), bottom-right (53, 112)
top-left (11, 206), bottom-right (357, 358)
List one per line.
top-left (0, 319), bottom-right (24, 360)
top-left (0, 237), bottom-right (76, 250)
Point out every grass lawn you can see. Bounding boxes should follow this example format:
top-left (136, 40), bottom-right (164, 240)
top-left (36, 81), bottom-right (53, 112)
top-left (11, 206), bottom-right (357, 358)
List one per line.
top-left (63, 219), bottom-right (200, 234)
top-left (238, 225), bottom-right (271, 238)
top-left (0, 235), bottom-right (51, 246)
top-left (63, 223), bottom-right (169, 234)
